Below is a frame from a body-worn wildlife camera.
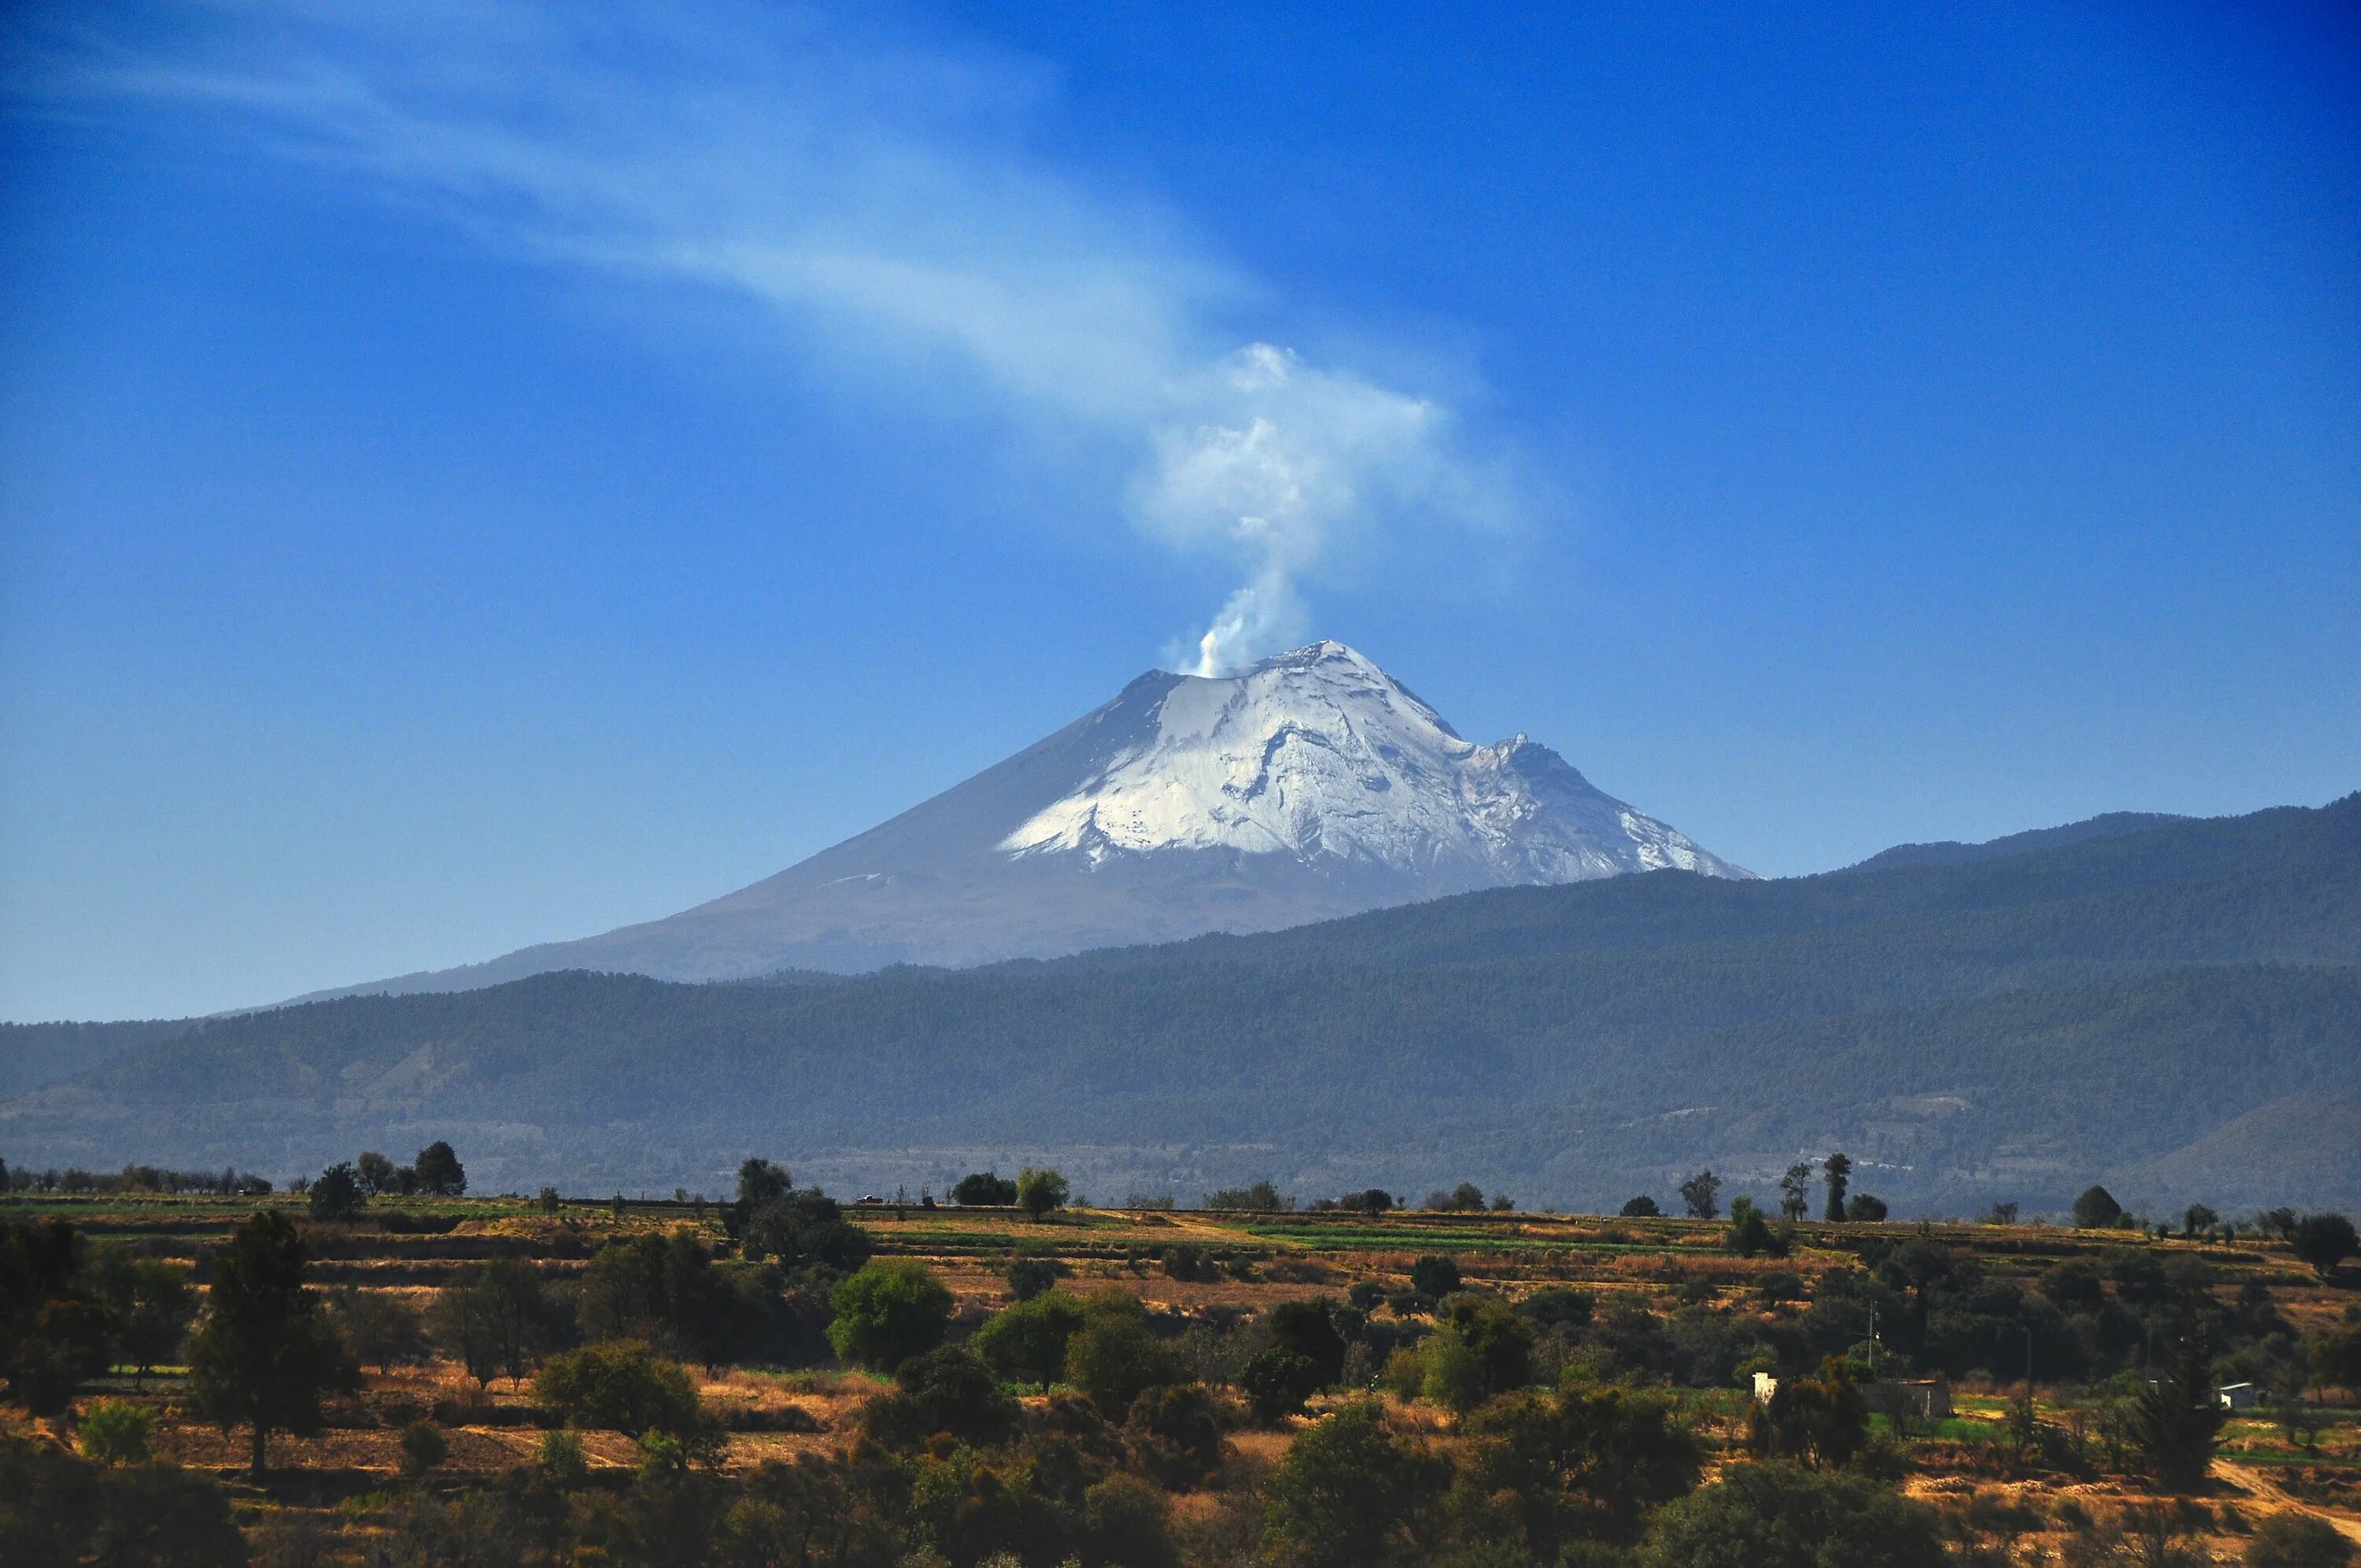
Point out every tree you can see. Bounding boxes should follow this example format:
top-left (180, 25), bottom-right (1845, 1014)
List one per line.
top-left (2074, 1185), bottom-right (2123, 1229)
top-left (1410, 1254), bottom-right (1462, 1301)
top-left (1727, 1197), bottom-right (1779, 1259)
top-left (2184, 1203), bottom-right (2219, 1238)
top-left (1747, 1358), bottom-right (1868, 1469)
top-left (332, 1286), bottom-right (427, 1374)
top-left (1620, 1195), bottom-right (1661, 1218)
top-left (1823, 1153), bottom-right (1853, 1223)
top-left (859, 1344), bottom-right (1018, 1450)
top-left (1340, 1189), bottom-right (1395, 1216)
top-left (1127, 1382), bottom-right (1225, 1489)
top-left (1016, 1166), bottom-right (1070, 1220)
top-left (950, 1171), bottom-right (1018, 1206)
top-left (1064, 1295), bottom-right (1190, 1419)
top-left (1778, 1163), bottom-right (1813, 1223)
top-left (1847, 1194), bottom-right (1890, 1223)
top-left (412, 1141), bottom-right (466, 1197)
top-left (1449, 1182), bottom-right (1487, 1212)
top-left (534, 1341), bottom-right (708, 1438)
top-left (89, 1253), bottom-right (195, 1389)
top-left (1261, 1401), bottom-right (1448, 1568)
top-left (2128, 1329), bottom-right (2226, 1493)
top-left (739, 1190), bottom-right (872, 1275)
top-left (2293, 1214), bottom-right (2358, 1278)
top-left (1640, 1461), bottom-right (1945, 1568)
top-left (356, 1151), bottom-right (399, 1195)
top-left (1461, 1386), bottom-right (1705, 1555)
top-left (970, 1289), bottom-right (1087, 1392)
top-left (309, 1161), bottom-right (366, 1221)
top-left (737, 1158), bottom-right (792, 1206)
top-left (826, 1260), bottom-right (951, 1373)
top-left (1679, 1170), bottom-right (1721, 1220)
top-left (185, 1209), bottom-right (359, 1475)
top-left (1006, 1256), bottom-right (1064, 1301)
top-left (433, 1258), bottom-right (551, 1386)
top-left (1243, 1347), bottom-right (1325, 1423)
top-left (399, 1419), bottom-right (448, 1478)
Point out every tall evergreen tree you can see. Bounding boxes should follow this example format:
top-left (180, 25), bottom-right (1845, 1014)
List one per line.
top-left (1822, 1153), bottom-right (1852, 1223)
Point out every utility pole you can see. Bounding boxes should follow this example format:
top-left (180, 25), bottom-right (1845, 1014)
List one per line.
top-left (1868, 1305), bottom-right (1879, 1381)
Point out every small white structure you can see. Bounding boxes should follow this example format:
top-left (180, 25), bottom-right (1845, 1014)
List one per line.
top-left (2216, 1382), bottom-right (2259, 1411)
top-left (1753, 1372), bottom-right (1779, 1404)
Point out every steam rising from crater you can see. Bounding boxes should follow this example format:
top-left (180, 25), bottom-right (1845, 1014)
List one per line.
top-left (42, 3), bottom-right (1522, 668)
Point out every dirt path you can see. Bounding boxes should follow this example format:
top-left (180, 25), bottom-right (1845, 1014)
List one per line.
top-left (2216, 1459), bottom-right (2361, 1544)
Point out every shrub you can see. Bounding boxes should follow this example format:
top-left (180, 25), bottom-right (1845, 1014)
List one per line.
top-left (1620, 1195), bottom-right (1661, 1217)
top-left (951, 1171), bottom-right (1018, 1207)
top-left (1065, 1300), bottom-right (1189, 1420)
top-left (397, 1420), bottom-right (447, 1478)
top-left (1126, 1381), bottom-right (1225, 1489)
top-left (1410, 1255), bottom-right (1461, 1300)
top-left (76, 1399), bottom-right (155, 1466)
top-left (2245, 1512), bottom-right (2354, 1568)
top-left (826, 1260), bottom-right (951, 1374)
top-left (861, 1345), bottom-right (1017, 1451)
top-left (1641, 1460), bottom-right (1945, 1568)
top-left (533, 1341), bottom-right (706, 1437)
top-left (1005, 1256), bottom-right (1065, 1301)
top-left (970, 1289), bottom-right (1087, 1391)
top-left (1261, 1402), bottom-right (1450, 1568)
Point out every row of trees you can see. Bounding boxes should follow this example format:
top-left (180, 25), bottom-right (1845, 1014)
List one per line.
top-left (306, 1141), bottom-right (467, 1219)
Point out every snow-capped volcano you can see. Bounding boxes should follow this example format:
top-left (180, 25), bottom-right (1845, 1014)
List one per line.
top-left (1000, 642), bottom-right (1737, 882)
top-left (309, 642), bottom-right (1748, 998)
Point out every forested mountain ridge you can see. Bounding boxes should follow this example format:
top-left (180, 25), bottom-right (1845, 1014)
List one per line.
top-left (3, 794), bottom-right (2355, 1214)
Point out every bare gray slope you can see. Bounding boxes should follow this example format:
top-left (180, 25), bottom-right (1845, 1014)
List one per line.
top-left (298, 644), bottom-right (1748, 1000)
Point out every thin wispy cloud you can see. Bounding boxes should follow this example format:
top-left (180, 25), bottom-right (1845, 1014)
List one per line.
top-left (20, 2), bottom-right (1523, 673)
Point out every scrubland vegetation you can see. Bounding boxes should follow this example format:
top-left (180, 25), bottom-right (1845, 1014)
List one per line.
top-left (7, 1152), bottom-right (2361, 1566)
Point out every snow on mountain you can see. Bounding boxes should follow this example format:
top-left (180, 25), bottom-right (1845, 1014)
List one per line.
top-left (301, 641), bottom-right (1749, 999)
top-left (999, 642), bottom-right (1737, 881)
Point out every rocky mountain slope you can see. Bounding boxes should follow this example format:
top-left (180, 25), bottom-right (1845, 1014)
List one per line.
top-left (315, 641), bottom-right (1746, 997)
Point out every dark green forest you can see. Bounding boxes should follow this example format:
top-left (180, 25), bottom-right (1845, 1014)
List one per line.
top-left (4, 796), bottom-right (2356, 1211)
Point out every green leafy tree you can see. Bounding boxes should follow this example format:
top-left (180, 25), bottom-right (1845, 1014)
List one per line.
top-left (2074, 1185), bottom-right (2124, 1229)
top-left (90, 1254), bottom-right (195, 1390)
top-left (0, 1436), bottom-right (248, 1568)
top-left (736, 1157), bottom-right (792, 1206)
top-left (1244, 1347), bottom-right (1325, 1423)
top-left (1640, 1460), bottom-right (1945, 1568)
top-left (859, 1344), bottom-right (1018, 1450)
top-left (1823, 1153), bottom-right (1852, 1223)
top-left (398, 1419), bottom-right (448, 1478)
top-left (826, 1260), bottom-right (951, 1373)
top-left (185, 1209), bottom-right (360, 1475)
top-left (738, 1189), bottom-right (872, 1275)
top-left (1127, 1381), bottom-right (1225, 1489)
top-left (355, 1150), bottom-right (399, 1195)
top-left (1016, 1165), bottom-right (1070, 1221)
top-left (950, 1171), bottom-right (1018, 1206)
top-left (1746, 1358), bottom-right (1868, 1469)
top-left (1410, 1255), bottom-right (1462, 1301)
top-left (412, 1140), bottom-right (467, 1197)
top-left (76, 1399), bottom-right (155, 1467)
top-left (1620, 1195), bottom-right (1661, 1218)
top-left (1064, 1295), bottom-right (1189, 1420)
top-left (1727, 1197), bottom-right (1778, 1258)
top-left (1460, 1385), bottom-right (1705, 1555)
top-left (970, 1289), bottom-right (1087, 1391)
top-left (534, 1341), bottom-right (709, 1438)
top-left (1005, 1255), bottom-right (1065, 1301)
top-left (1266, 1297), bottom-right (1349, 1387)
top-left (1679, 1171), bottom-right (1721, 1220)
top-left (1261, 1401), bottom-right (1449, 1568)
top-left (309, 1161), bottom-right (366, 1221)
top-left (1846, 1193), bottom-right (1889, 1222)
top-left (2184, 1203), bottom-right (2220, 1238)
top-left (2293, 1213), bottom-right (2358, 1277)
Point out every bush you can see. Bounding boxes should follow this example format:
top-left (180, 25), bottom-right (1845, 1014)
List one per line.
top-left (2246, 1512), bottom-right (2354, 1568)
top-left (1846, 1193), bottom-right (1889, 1223)
top-left (861, 1345), bottom-right (1018, 1451)
top-left (76, 1399), bottom-right (155, 1466)
top-left (1641, 1460), bottom-right (1945, 1568)
top-left (533, 1341), bottom-right (706, 1438)
top-left (1620, 1196), bottom-right (1661, 1218)
top-left (1065, 1300), bottom-right (1189, 1420)
top-left (1005, 1256), bottom-right (1065, 1301)
top-left (1126, 1381), bottom-right (1225, 1489)
top-left (1261, 1402), bottom-right (1450, 1568)
top-left (1410, 1255), bottom-right (1461, 1301)
top-left (826, 1260), bottom-right (951, 1374)
top-left (970, 1289), bottom-right (1087, 1391)
top-left (398, 1420), bottom-right (447, 1477)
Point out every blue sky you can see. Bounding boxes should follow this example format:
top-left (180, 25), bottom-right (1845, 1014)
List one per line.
top-left (2, 2), bottom-right (2356, 1020)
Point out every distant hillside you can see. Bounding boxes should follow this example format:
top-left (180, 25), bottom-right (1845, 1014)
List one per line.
top-left (1840, 811), bottom-right (2186, 874)
top-left (3, 794), bottom-right (2355, 1215)
top-left (0, 1019), bottom-right (194, 1098)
